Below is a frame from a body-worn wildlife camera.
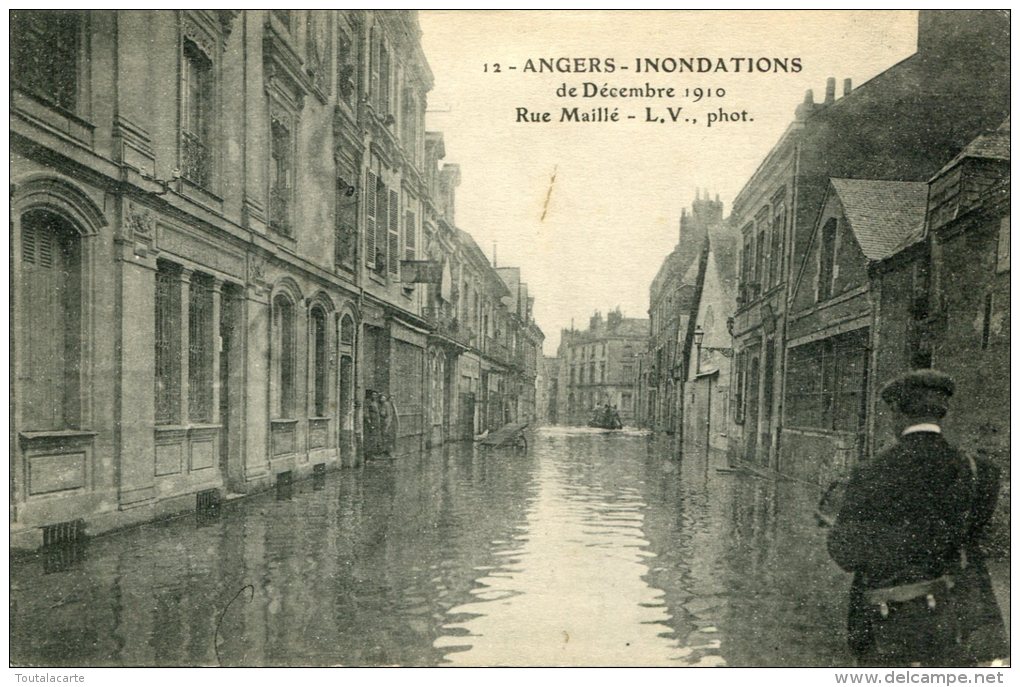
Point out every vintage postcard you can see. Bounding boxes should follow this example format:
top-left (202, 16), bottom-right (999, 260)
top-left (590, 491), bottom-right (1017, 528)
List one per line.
top-left (8, 9), bottom-right (1010, 673)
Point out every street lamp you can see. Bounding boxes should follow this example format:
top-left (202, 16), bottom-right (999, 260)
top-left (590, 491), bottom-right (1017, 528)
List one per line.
top-left (693, 325), bottom-right (705, 372)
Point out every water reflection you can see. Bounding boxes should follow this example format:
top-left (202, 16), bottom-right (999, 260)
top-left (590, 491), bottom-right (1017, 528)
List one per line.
top-left (11, 427), bottom-right (854, 666)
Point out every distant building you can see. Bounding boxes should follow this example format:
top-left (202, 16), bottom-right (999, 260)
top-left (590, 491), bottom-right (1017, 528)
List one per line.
top-left (640, 191), bottom-right (723, 433)
top-left (557, 309), bottom-right (648, 425)
top-left (682, 238), bottom-right (739, 466)
top-left (537, 356), bottom-right (560, 425)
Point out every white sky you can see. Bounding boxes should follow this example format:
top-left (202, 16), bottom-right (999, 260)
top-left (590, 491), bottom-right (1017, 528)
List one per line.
top-left (419, 10), bottom-right (919, 353)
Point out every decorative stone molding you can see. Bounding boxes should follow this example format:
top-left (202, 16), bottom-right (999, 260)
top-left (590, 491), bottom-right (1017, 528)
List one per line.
top-left (126, 202), bottom-right (155, 238)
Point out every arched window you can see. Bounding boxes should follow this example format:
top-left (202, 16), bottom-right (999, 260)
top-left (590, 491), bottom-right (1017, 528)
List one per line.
top-left (339, 313), bottom-right (355, 348)
top-left (19, 209), bottom-right (82, 430)
top-left (273, 295), bottom-right (296, 418)
top-left (310, 306), bottom-right (328, 417)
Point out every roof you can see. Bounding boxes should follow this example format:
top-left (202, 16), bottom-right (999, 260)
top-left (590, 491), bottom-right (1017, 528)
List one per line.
top-left (828, 178), bottom-right (929, 261)
top-left (933, 117), bottom-right (1010, 178)
top-left (612, 318), bottom-right (650, 338)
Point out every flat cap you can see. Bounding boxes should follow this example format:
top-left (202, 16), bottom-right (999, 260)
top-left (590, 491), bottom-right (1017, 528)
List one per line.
top-left (880, 369), bottom-right (955, 415)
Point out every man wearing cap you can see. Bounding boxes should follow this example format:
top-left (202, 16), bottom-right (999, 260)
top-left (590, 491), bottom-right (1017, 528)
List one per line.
top-left (827, 369), bottom-right (1005, 666)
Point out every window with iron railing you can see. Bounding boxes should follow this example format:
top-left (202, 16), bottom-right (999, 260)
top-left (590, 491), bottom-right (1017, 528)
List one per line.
top-left (188, 275), bottom-right (214, 423)
top-left (155, 264), bottom-right (182, 425)
top-left (181, 40), bottom-right (214, 189)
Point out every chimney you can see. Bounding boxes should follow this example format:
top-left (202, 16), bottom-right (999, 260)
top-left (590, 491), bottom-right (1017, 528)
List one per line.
top-left (824, 77), bottom-right (836, 104)
top-left (843, 78), bottom-right (852, 97)
top-left (795, 89), bottom-right (815, 121)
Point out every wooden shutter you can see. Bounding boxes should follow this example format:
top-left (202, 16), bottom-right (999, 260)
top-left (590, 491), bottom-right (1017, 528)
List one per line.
top-left (376, 179), bottom-right (388, 269)
top-left (405, 210), bottom-right (416, 261)
top-left (20, 220), bottom-right (67, 430)
top-left (365, 172), bottom-right (377, 266)
top-left (388, 189), bottom-right (399, 274)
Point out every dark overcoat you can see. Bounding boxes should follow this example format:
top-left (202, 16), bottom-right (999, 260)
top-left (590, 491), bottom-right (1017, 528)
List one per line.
top-left (827, 432), bottom-right (1005, 665)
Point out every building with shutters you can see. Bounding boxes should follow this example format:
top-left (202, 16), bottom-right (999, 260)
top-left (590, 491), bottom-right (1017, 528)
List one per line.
top-left (10, 9), bottom-right (543, 549)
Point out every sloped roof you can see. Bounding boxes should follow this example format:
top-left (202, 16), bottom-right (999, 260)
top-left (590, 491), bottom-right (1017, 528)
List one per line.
top-left (829, 178), bottom-right (929, 261)
top-left (933, 117), bottom-right (1010, 178)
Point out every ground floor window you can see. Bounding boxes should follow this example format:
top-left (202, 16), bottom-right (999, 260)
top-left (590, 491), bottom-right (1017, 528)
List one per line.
top-left (19, 209), bottom-right (83, 430)
top-left (155, 263), bottom-right (182, 424)
top-left (785, 328), bottom-right (869, 432)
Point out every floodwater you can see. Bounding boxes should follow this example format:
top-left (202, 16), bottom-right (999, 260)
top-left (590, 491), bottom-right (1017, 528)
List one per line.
top-left (12, 426), bottom-right (860, 666)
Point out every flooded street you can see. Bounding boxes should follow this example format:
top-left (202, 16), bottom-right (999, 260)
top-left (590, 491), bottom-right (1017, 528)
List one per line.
top-left (13, 428), bottom-right (866, 666)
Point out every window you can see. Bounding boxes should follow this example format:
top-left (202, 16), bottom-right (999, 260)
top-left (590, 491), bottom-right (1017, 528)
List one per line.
top-left (754, 228), bottom-right (766, 291)
top-left (11, 10), bottom-right (80, 111)
top-left (335, 177), bottom-right (357, 269)
top-left (336, 19), bottom-right (358, 108)
top-left (365, 172), bottom-right (378, 268)
top-left (273, 295), bottom-right (297, 418)
top-left (388, 189), bottom-right (399, 275)
top-left (270, 116), bottom-right (293, 235)
top-left (374, 176), bottom-right (389, 272)
top-left (181, 40), bottom-right (214, 189)
top-left (155, 264), bottom-right (182, 425)
top-left (402, 87), bottom-right (419, 156)
top-left (622, 363), bottom-right (634, 381)
top-left (818, 218), bottom-right (837, 301)
top-left (378, 43), bottom-right (391, 113)
top-left (188, 275), bottom-right (214, 422)
top-left (306, 11), bottom-right (331, 95)
top-left (404, 210), bottom-right (416, 262)
top-left (770, 200), bottom-right (786, 287)
top-left (311, 307), bottom-right (328, 416)
top-left (621, 392), bottom-right (632, 410)
top-left (996, 217), bottom-right (1009, 273)
top-left (734, 351), bottom-right (745, 422)
top-left (785, 329), bottom-right (868, 432)
top-left (981, 293), bottom-right (993, 349)
top-left (19, 210), bottom-right (82, 430)
top-left (340, 314), bottom-right (355, 347)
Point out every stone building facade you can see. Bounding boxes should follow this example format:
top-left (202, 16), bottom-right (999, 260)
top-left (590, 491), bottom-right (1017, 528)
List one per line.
top-left (557, 310), bottom-right (648, 426)
top-left (10, 9), bottom-right (542, 549)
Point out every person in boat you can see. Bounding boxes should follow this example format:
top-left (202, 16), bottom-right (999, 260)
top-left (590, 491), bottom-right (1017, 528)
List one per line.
top-left (610, 405), bottom-right (622, 429)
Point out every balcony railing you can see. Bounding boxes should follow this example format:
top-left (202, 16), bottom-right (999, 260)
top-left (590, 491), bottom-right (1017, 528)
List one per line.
top-left (270, 183), bottom-right (291, 235)
top-left (423, 305), bottom-right (473, 348)
top-left (181, 132), bottom-right (212, 189)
